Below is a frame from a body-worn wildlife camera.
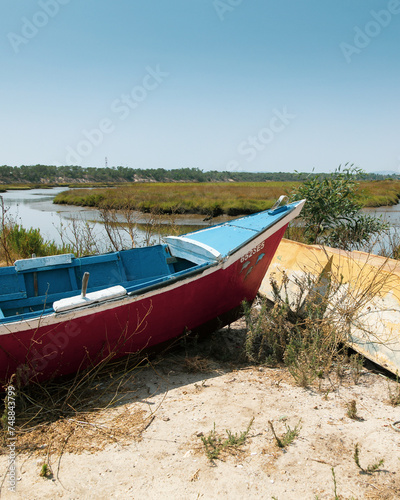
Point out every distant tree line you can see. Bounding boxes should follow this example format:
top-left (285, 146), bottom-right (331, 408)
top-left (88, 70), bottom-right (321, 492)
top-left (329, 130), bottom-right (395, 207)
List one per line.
top-left (0, 164), bottom-right (397, 185)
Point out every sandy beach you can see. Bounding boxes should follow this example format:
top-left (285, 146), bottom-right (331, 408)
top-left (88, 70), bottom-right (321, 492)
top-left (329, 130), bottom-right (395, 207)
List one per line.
top-left (1, 318), bottom-right (399, 500)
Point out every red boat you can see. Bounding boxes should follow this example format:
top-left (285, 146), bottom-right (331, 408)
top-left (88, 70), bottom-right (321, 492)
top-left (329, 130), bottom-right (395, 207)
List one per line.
top-left (0, 199), bottom-right (304, 384)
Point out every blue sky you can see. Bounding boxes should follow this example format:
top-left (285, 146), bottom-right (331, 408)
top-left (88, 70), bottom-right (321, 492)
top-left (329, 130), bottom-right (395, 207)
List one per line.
top-left (1, 0), bottom-right (399, 173)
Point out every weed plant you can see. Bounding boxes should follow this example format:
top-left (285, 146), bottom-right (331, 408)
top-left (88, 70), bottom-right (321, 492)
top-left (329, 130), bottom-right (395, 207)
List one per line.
top-left (353, 443), bottom-right (384, 473)
top-left (268, 419), bottom-right (301, 448)
top-left (200, 418), bottom-right (254, 461)
top-left (39, 463), bottom-right (52, 478)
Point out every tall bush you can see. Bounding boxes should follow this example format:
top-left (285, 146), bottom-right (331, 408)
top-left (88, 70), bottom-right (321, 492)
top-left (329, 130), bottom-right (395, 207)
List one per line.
top-left (290, 165), bottom-right (388, 250)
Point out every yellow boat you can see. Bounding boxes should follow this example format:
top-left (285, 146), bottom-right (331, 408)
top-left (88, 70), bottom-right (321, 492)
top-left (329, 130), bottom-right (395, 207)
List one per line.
top-left (260, 239), bottom-right (400, 375)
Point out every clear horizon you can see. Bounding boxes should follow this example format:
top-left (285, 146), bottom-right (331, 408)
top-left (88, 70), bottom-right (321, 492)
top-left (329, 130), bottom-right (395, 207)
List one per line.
top-left (1, 1), bottom-right (399, 174)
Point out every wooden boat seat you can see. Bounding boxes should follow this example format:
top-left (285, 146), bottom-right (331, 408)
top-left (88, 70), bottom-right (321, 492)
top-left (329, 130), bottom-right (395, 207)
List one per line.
top-left (53, 285), bottom-right (127, 313)
top-left (14, 254), bottom-right (75, 272)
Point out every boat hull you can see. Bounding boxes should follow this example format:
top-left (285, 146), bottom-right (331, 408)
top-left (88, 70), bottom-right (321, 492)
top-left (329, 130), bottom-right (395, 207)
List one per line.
top-left (260, 238), bottom-right (400, 375)
top-left (0, 225), bottom-right (287, 384)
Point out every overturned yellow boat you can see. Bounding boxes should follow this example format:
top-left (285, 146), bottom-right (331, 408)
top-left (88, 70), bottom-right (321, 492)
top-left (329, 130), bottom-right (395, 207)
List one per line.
top-left (260, 239), bottom-right (400, 375)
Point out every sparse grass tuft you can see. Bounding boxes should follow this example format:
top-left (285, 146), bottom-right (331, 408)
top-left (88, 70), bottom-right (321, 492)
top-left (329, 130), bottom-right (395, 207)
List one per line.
top-left (353, 442), bottom-right (384, 473)
top-left (39, 463), bottom-right (52, 478)
top-left (183, 355), bottom-right (210, 373)
top-left (200, 418), bottom-right (254, 461)
top-left (346, 400), bottom-right (358, 420)
top-left (349, 354), bottom-right (364, 384)
top-left (268, 419), bottom-right (301, 448)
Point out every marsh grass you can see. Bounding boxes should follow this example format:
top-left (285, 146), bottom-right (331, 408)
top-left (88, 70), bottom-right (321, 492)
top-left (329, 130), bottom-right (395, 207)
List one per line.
top-left (356, 180), bottom-right (400, 207)
top-left (54, 180), bottom-right (400, 217)
top-left (53, 182), bottom-right (298, 216)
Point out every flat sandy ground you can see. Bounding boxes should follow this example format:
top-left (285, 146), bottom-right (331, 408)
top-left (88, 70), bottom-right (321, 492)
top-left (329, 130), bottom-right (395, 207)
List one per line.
top-left (1, 319), bottom-right (399, 500)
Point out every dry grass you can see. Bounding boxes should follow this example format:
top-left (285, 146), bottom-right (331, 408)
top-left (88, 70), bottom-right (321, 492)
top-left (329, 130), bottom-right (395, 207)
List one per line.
top-left (183, 355), bottom-right (211, 373)
top-left (0, 349), bottom-right (157, 459)
top-left (12, 406), bottom-right (148, 456)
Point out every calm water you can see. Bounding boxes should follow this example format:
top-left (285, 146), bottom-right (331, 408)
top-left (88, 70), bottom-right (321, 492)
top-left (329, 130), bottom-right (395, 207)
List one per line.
top-left (1, 188), bottom-right (399, 253)
top-left (0, 188), bottom-right (143, 251)
top-left (363, 204), bottom-right (400, 227)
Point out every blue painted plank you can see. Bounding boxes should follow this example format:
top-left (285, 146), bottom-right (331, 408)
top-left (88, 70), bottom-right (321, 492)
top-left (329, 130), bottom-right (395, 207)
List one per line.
top-left (14, 254), bottom-right (75, 272)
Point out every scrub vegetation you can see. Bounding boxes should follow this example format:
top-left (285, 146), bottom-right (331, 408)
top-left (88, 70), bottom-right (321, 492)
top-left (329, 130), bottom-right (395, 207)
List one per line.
top-left (244, 235), bottom-right (399, 389)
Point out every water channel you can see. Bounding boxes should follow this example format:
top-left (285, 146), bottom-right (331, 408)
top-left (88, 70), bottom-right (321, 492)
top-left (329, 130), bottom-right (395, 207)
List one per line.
top-left (1, 187), bottom-right (399, 255)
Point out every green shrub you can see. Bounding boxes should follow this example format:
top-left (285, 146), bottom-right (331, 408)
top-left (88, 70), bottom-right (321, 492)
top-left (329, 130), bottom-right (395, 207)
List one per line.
top-left (8, 225), bottom-right (45, 258)
top-left (290, 164), bottom-right (388, 250)
top-left (1, 223), bottom-right (72, 261)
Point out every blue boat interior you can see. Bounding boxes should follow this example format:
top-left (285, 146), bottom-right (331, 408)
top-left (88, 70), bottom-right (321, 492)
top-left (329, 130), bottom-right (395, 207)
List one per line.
top-left (0, 245), bottom-right (205, 323)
